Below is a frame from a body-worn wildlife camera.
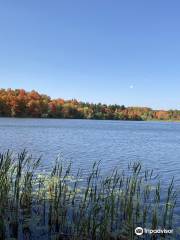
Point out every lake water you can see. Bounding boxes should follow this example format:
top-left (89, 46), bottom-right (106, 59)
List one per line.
top-left (2, 118), bottom-right (180, 237)
top-left (0, 118), bottom-right (180, 183)
top-left (0, 118), bottom-right (180, 187)
top-left (1, 118), bottom-right (180, 237)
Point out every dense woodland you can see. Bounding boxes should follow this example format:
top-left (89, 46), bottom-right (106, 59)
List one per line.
top-left (0, 88), bottom-right (179, 121)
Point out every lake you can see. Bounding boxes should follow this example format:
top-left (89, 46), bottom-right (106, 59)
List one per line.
top-left (1, 117), bottom-right (180, 229)
top-left (2, 118), bottom-right (180, 238)
top-left (0, 118), bottom-right (180, 186)
top-left (0, 118), bottom-right (180, 183)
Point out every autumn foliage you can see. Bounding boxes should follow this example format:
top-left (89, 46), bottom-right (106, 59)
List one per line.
top-left (0, 88), bottom-right (179, 121)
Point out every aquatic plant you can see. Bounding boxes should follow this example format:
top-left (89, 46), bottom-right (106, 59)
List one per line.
top-left (0, 150), bottom-right (178, 239)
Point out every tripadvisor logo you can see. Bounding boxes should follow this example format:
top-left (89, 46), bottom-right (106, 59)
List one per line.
top-left (135, 227), bottom-right (174, 236)
top-left (135, 227), bottom-right (143, 236)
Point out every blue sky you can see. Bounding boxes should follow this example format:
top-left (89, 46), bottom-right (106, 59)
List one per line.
top-left (0, 0), bottom-right (180, 109)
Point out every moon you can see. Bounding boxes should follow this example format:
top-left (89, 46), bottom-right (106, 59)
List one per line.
top-left (130, 85), bottom-right (134, 89)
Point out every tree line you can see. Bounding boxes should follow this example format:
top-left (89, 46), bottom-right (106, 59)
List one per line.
top-left (0, 88), bottom-right (179, 121)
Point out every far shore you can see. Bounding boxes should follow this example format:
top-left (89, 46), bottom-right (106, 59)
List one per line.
top-left (0, 116), bottom-right (180, 123)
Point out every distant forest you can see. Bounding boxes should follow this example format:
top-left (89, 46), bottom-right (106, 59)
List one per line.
top-left (0, 88), bottom-right (179, 121)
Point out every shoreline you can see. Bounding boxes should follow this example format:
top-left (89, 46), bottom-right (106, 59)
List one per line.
top-left (0, 116), bottom-right (180, 123)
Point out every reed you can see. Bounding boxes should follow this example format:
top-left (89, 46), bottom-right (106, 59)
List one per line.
top-left (0, 150), bottom-right (178, 239)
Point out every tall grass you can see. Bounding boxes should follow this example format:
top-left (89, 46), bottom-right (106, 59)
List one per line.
top-left (0, 150), bottom-right (178, 239)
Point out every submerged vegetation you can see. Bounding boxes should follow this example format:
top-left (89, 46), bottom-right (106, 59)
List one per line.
top-left (0, 150), bottom-right (178, 239)
top-left (0, 88), bottom-right (180, 120)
